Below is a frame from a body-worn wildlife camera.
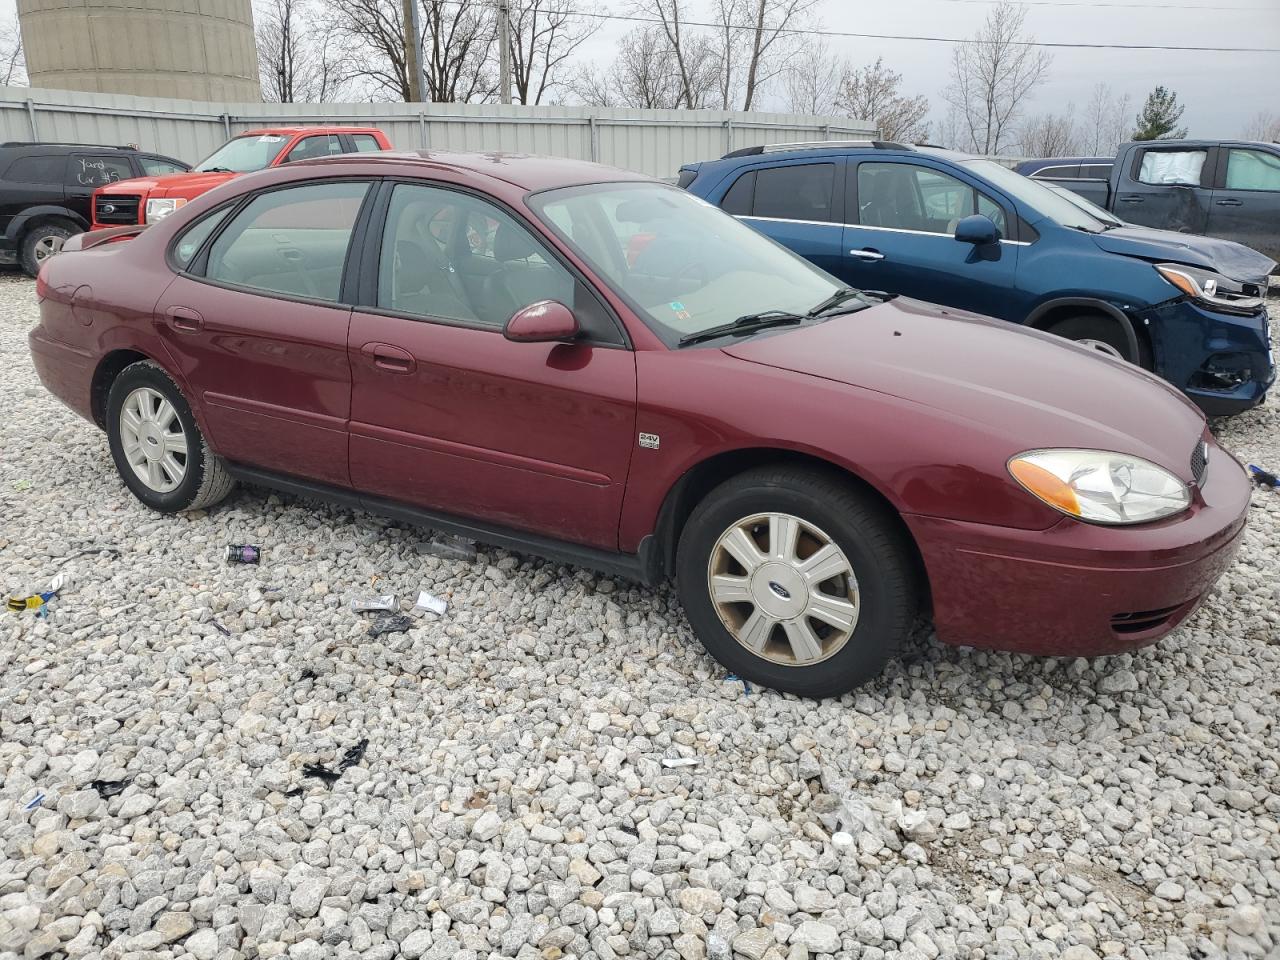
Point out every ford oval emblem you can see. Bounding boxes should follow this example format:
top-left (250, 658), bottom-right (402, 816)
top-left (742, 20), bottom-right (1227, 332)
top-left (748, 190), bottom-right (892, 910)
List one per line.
top-left (768, 581), bottom-right (791, 600)
top-left (101, 204), bottom-right (115, 213)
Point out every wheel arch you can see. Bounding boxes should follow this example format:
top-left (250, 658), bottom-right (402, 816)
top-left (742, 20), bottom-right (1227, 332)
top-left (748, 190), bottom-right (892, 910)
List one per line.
top-left (10, 207), bottom-right (88, 241)
top-left (647, 446), bottom-right (929, 607)
top-left (1024, 297), bottom-right (1144, 363)
top-left (90, 348), bottom-right (158, 429)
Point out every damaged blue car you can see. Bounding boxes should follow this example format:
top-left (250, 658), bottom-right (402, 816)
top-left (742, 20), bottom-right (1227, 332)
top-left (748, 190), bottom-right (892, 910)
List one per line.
top-left (680, 142), bottom-right (1275, 415)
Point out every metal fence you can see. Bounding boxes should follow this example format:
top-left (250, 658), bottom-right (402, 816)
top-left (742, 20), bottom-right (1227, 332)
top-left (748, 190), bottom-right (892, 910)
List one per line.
top-left (0, 86), bottom-right (876, 179)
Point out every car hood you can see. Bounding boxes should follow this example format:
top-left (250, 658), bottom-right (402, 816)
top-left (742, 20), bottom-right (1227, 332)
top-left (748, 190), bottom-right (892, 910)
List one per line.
top-left (96, 171), bottom-right (239, 198)
top-left (722, 297), bottom-right (1207, 476)
top-left (1091, 226), bottom-right (1275, 283)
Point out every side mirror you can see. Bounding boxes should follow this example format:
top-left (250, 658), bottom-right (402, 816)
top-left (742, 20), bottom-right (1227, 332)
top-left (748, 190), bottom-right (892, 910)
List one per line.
top-left (954, 214), bottom-right (1001, 245)
top-left (503, 300), bottom-right (581, 343)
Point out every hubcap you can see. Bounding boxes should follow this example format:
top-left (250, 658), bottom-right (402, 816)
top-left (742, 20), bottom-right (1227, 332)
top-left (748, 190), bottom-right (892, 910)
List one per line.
top-left (34, 235), bottom-right (64, 263)
top-left (119, 386), bottom-right (188, 493)
top-left (1077, 337), bottom-right (1125, 360)
top-left (707, 512), bottom-right (860, 666)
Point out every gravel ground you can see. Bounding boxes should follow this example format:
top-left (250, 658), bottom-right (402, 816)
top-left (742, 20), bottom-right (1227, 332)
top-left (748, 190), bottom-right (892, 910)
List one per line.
top-left (0, 272), bottom-right (1277, 960)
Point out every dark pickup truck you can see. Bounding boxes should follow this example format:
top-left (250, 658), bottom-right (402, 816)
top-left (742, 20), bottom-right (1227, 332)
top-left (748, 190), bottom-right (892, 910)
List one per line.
top-left (1017, 140), bottom-right (1280, 263)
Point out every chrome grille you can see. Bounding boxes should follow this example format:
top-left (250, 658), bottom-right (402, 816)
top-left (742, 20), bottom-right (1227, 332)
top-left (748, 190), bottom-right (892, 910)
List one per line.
top-left (1190, 440), bottom-right (1207, 485)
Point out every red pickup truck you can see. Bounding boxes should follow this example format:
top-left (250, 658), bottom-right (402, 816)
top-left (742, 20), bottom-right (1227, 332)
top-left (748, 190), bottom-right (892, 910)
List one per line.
top-left (91, 127), bottom-right (392, 229)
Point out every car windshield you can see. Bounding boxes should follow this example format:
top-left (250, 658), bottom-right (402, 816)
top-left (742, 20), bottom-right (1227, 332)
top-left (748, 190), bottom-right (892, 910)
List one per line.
top-left (962, 158), bottom-right (1109, 233)
top-left (194, 134), bottom-right (289, 173)
top-left (1046, 183), bottom-right (1124, 226)
top-left (530, 182), bottom-right (850, 345)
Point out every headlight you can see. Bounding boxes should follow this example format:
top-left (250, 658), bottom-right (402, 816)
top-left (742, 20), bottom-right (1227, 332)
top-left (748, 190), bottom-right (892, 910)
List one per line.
top-left (1008, 449), bottom-right (1190, 525)
top-left (145, 197), bottom-right (187, 223)
top-left (1155, 263), bottom-right (1263, 315)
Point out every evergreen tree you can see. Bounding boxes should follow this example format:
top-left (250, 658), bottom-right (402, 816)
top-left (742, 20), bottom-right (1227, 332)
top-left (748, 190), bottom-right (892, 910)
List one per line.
top-left (1132, 86), bottom-right (1188, 140)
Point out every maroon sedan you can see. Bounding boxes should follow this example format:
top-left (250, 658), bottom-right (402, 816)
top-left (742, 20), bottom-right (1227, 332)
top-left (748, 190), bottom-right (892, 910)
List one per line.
top-left (29, 152), bottom-right (1250, 697)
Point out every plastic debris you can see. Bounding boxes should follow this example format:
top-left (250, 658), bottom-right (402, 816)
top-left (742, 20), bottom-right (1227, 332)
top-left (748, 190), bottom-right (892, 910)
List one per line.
top-left (409, 590), bottom-right (447, 618)
top-left (24, 792), bottom-right (44, 810)
top-left (301, 738), bottom-right (369, 789)
top-left (53, 546), bottom-right (120, 568)
top-left (724, 672), bottom-right (751, 695)
top-left (661, 757), bottom-right (701, 769)
top-left (338, 739), bottom-right (368, 771)
top-left (351, 594), bottom-right (396, 613)
top-left (12, 478), bottom-right (31, 491)
top-left (90, 778), bottom-right (131, 798)
top-left (7, 572), bottom-right (68, 613)
top-left (211, 620), bottom-right (231, 637)
top-left (416, 534), bottom-right (478, 562)
top-left (301, 763), bottom-right (341, 787)
top-left (369, 613), bottom-right (414, 637)
top-left (1249, 464), bottom-right (1279, 489)
top-left (225, 544), bottom-right (261, 564)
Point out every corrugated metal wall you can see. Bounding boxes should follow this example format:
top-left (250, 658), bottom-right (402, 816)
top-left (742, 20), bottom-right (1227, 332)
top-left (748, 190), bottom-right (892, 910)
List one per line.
top-left (0, 86), bottom-right (876, 178)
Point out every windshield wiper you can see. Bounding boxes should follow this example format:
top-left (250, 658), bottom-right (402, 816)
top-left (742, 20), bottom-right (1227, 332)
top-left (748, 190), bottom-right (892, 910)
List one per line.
top-left (678, 310), bottom-right (805, 347)
top-left (200, 166), bottom-right (234, 173)
top-left (807, 287), bottom-right (865, 316)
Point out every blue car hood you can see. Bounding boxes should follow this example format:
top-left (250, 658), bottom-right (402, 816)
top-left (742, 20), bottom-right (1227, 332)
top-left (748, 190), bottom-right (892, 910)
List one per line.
top-left (1091, 226), bottom-right (1275, 283)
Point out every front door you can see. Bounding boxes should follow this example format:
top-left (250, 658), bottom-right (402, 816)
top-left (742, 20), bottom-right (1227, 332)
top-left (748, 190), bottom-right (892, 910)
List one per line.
top-left (1115, 145), bottom-right (1214, 234)
top-left (154, 179), bottom-right (373, 488)
top-left (347, 181), bottom-right (637, 550)
top-left (1208, 146), bottom-right (1280, 262)
top-left (842, 160), bottom-right (1019, 319)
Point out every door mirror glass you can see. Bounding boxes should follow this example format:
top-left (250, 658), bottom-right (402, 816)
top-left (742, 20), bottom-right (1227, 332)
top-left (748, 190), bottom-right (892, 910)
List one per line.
top-left (504, 300), bottom-right (580, 343)
top-left (954, 214), bottom-right (1000, 245)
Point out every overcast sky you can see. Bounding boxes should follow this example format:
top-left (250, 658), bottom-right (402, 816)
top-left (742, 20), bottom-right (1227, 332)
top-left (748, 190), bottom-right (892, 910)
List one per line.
top-left (577, 0), bottom-right (1280, 141)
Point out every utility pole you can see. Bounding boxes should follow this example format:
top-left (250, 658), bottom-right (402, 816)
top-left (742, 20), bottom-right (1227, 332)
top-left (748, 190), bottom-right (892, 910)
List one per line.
top-left (498, 0), bottom-right (512, 105)
top-left (403, 0), bottom-right (423, 102)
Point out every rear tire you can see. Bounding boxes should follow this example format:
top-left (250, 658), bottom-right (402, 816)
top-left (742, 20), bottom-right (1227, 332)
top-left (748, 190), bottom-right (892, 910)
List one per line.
top-left (1047, 314), bottom-right (1151, 368)
top-left (20, 221), bottom-right (76, 277)
top-left (675, 466), bottom-right (918, 698)
top-left (106, 360), bottom-right (235, 513)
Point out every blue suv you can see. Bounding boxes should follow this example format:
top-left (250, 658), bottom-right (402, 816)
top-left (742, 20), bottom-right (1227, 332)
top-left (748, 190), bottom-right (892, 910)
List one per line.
top-left (680, 141), bottom-right (1275, 415)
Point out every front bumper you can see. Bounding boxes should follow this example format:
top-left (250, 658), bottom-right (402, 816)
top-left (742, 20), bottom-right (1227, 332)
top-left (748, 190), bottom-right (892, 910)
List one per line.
top-left (1146, 299), bottom-right (1274, 416)
top-left (905, 441), bottom-right (1251, 656)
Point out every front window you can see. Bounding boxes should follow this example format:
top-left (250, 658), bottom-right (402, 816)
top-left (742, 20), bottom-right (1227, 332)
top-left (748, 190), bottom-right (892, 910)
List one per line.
top-left (961, 159), bottom-right (1108, 232)
top-left (858, 162), bottom-right (1007, 235)
top-left (1225, 149), bottom-right (1280, 191)
top-left (194, 134), bottom-right (290, 173)
top-left (530, 182), bottom-right (847, 345)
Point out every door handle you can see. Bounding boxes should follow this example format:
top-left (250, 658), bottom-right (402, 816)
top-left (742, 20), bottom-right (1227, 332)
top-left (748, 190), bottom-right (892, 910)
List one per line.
top-left (849, 249), bottom-right (885, 261)
top-left (166, 306), bottom-right (203, 333)
top-left (361, 341), bottom-right (416, 374)
top-left (1215, 198), bottom-right (1244, 206)
top-left (1117, 195), bottom-right (1144, 203)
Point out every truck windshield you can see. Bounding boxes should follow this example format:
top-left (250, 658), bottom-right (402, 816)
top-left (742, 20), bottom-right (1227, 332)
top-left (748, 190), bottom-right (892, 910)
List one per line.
top-left (530, 182), bottom-right (852, 346)
top-left (962, 158), bottom-right (1109, 233)
top-left (194, 134), bottom-right (289, 173)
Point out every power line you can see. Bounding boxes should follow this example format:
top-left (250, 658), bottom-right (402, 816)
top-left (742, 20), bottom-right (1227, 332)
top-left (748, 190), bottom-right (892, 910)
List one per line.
top-left (911, 0), bottom-right (1269, 10)
top-left (487, 4), bottom-right (1280, 52)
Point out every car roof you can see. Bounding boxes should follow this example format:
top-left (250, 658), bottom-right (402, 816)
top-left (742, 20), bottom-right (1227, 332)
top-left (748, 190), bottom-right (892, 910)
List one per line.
top-left (700, 141), bottom-right (985, 169)
top-left (237, 127), bottom-right (386, 137)
top-left (294, 150), bottom-right (653, 191)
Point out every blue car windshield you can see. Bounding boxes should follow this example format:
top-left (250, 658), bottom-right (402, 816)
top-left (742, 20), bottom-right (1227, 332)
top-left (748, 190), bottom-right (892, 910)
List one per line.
top-left (962, 158), bottom-right (1108, 233)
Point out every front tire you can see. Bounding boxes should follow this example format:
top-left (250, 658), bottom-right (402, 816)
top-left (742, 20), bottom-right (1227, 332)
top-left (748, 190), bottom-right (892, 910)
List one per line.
top-left (676, 466), bottom-right (918, 698)
top-left (1048, 314), bottom-right (1151, 368)
top-left (20, 221), bottom-right (75, 277)
top-left (106, 360), bottom-right (235, 512)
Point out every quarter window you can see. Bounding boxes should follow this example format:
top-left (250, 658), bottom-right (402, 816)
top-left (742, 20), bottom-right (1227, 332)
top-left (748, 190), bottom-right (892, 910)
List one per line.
top-left (1136, 149), bottom-right (1206, 186)
top-left (858, 163), bottom-right (1006, 235)
top-left (720, 171), bottom-right (755, 216)
top-left (1224, 149), bottom-right (1280, 191)
top-left (204, 181), bottom-right (370, 301)
top-left (351, 134), bottom-right (382, 152)
top-left (140, 156), bottom-right (186, 176)
top-left (172, 207), bottom-right (231, 268)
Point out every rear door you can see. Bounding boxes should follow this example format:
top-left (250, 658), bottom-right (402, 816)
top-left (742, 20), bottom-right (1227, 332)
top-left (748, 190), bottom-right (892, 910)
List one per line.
top-left (842, 159), bottom-right (1020, 319)
top-left (154, 179), bottom-right (373, 487)
top-left (1207, 146), bottom-right (1280, 261)
top-left (346, 180), bottom-right (637, 549)
top-left (1114, 145), bottom-right (1213, 233)
top-left (66, 152), bottom-right (135, 223)
top-left (719, 159), bottom-right (846, 277)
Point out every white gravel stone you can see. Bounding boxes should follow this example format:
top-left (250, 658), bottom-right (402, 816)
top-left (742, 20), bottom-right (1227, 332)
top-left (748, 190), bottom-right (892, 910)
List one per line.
top-left (0, 280), bottom-right (1277, 960)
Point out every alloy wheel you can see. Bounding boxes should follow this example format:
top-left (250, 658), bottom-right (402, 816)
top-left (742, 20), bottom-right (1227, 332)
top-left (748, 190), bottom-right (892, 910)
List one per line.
top-left (1077, 338), bottom-right (1125, 360)
top-left (118, 386), bottom-right (188, 493)
top-left (33, 234), bottom-right (64, 264)
top-left (706, 511), bottom-right (860, 666)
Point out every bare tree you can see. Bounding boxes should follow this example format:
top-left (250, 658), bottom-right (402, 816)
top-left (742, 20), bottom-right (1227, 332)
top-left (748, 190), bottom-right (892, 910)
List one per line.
top-left (626, 0), bottom-right (719, 108)
top-left (944, 1), bottom-right (1051, 155)
top-left (1243, 110), bottom-right (1280, 142)
top-left (325, 0), bottom-right (411, 100)
top-left (568, 25), bottom-right (686, 108)
top-left (728, 0), bottom-right (820, 110)
top-left (0, 14), bottom-right (25, 86)
top-left (837, 58), bottom-right (930, 143)
top-left (1017, 108), bottom-right (1079, 158)
top-left (506, 0), bottom-right (600, 105)
top-left (256, 0), bottom-right (349, 102)
top-left (1081, 82), bottom-right (1131, 155)
top-left (782, 38), bottom-right (843, 116)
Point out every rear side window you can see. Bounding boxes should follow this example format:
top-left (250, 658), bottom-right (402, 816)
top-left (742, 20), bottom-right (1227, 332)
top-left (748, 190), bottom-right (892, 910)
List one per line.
top-left (1080, 164), bottom-right (1112, 180)
top-left (1224, 149), bottom-right (1280, 191)
top-left (351, 134), bottom-right (382, 152)
top-left (752, 163), bottom-right (835, 222)
top-left (69, 155), bottom-right (133, 187)
top-left (4, 155), bottom-right (61, 184)
top-left (1030, 164), bottom-right (1079, 180)
top-left (283, 135), bottom-right (345, 163)
top-left (172, 207), bottom-right (231, 269)
top-left (204, 181), bottom-right (370, 301)
top-left (1136, 150), bottom-right (1206, 186)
